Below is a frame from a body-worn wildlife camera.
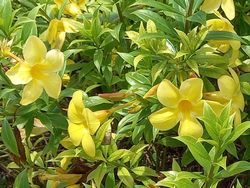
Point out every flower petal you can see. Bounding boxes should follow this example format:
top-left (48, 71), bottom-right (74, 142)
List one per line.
top-left (200, 0), bottom-right (221, 13)
top-left (83, 108), bottom-right (100, 135)
top-left (233, 93), bottom-right (245, 111)
top-left (178, 117), bottom-right (203, 138)
top-left (44, 49), bottom-right (64, 72)
top-left (180, 78), bottom-right (203, 103)
top-left (68, 90), bottom-right (84, 124)
top-left (149, 107), bottom-right (180, 131)
top-left (157, 80), bottom-right (180, 107)
top-left (68, 121), bottom-right (84, 146)
top-left (20, 80), bottom-right (43, 105)
top-left (81, 131), bottom-right (96, 157)
top-left (206, 100), bottom-right (224, 115)
top-left (204, 91), bottom-right (228, 104)
top-left (23, 36), bottom-right (47, 64)
top-left (6, 62), bottom-right (32, 85)
top-left (218, 75), bottom-right (236, 99)
top-left (233, 109), bottom-right (241, 126)
top-left (41, 73), bottom-right (62, 99)
top-left (192, 100), bottom-right (204, 117)
top-left (221, 0), bottom-right (235, 20)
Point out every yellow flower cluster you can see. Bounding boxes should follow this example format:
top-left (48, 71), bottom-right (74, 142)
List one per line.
top-left (6, 36), bottom-right (64, 105)
top-left (201, 0), bottom-right (235, 20)
top-left (149, 70), bottom-right (244, 138)
top-left (206, 17), bottom-right (240, 66)
top-left (67, 90), bottom-right (100, 157)
top-left (54, 0), bottom-right (87, 17)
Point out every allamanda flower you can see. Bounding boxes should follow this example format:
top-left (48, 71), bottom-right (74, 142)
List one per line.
top-left (40, 18), bottom-right (79, 49)
top-left (68, 90), bottom-right (100, 157)
top-left (54, 0), bottom-right (87, 17)
top-left (6, 36), bottom-right (64, 105)
top-left (149, 78), bottom-right (205, 138)
top-left (201, 0), bottom-right (235, 20)
top-left (204, 68), bottom-right (244, 125)
top-left (206, 18), bottom-right (240, 66)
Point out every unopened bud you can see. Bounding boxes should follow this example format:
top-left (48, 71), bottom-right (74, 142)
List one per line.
top-left (128, 105), bottom-right (142, 113)
top-left (94, 110), bottom-right (110, 123)
top-left (143, 84), bottom-right (159, 99)
top-left (98, 92), bottom-right (131, 101)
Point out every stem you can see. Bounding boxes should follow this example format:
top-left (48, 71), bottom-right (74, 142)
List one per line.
top-left (204, 147), bottom-right (221, 188)
top-left (184, 0), bottom-right (194, 33)
top-left (109, 100), bottom-right (136, 113)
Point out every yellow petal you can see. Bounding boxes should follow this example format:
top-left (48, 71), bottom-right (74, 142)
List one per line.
top-left (200, 0), bottom-right (221, 13)
top-left (157, 80), bottom-right (180, 107)
top-left (218, 75), bottom-right (236, 99)
top-left (221, 0), bottom-right (235, 20)
top-left (204, 91), bottom-right (228, 104)
top-left (233, 93), bottom-right (245, 111)
top-left (20, 80), bottom-right (43, 105)
top-left (68, 121), bottom-right (84, 146)
top-left (229, 40), bottom-right (241, 50)
top-left (192, 100), bottom-right (204, 117)
top-left (23, 36), bottom-right (47, 64)
top-left (82, 131), bottom-right (95, 157)
top-left (233, 109), bottom-right (241, 126)
top-left (68, 91), bottom-right (84, 124)
top-left (180, 78), bottom-right (203, 103)
top-left (65, 3), bottom-right (81, 16)
top-left (41, 73), bottom-right (62, 99)
top-left (178, 117), bottom-right (203, 138)
top-left (44, 49), bottom-right (64, 72)
top-left (62, 18), bottom-right (79, 33)
top-left (83, 108), bottom-right (100, 135)
top-left (6, 62), bottom-right (32, 85)
top-left (206, 100), bottom-right (224, 115)
top-left (149, 107), bottom-right (180, 131)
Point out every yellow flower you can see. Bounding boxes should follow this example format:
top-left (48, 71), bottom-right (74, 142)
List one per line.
top-left (54, 0), bottom-right (87, 17)
top-left (206, 18), bottom-right (240, 66)
top-left (40, 18), bottom-right (79, 49)
top-left (201, 0), bottom-right (235, 20)
top-left (68, 90), bottom-right (100, 157)
top-left (6, 36), bottom-right (64, 105)
top-left (204, 68), bottom-right (245, 125)
top-left (149, 78), bottom-right (204, 138)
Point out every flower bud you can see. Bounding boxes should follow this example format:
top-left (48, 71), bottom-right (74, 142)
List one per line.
top-left (94, 110), bottom-right (110, 123)
top-left (143, 84), bottom-right (159, 99)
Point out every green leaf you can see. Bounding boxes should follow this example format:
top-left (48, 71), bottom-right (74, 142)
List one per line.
top-left (132, 0), bottom-right (184, 16)
top-left (87, 163), bottom-right (108, 188)
top-left (94, 49), bottom-right (103, 72)
top-left (132, 9), bottom-right (176, 37)
top-left (132, 166), bottom-right (158, 177)
top-left (13, 169), bottom-right (29, 188)
top-left (108, 149), bottom-right (133, 162)
top-left (216, 161), bottom-right (250, 178)
top-left (175, 136), bottom-right (211, 172)
top-left (117, 167), bottom-right (134, 188)
top-left (1, 119), bottom-right (19, 156)
top-left (105, 171), bottom-right (115, 188)
top-left (36, 113), bottom-right (54, 134)
top-left (117, 52), bottom-right (134, 65)
top-left (95, 119), bottom-right (112, 147)
top-left (187, 11), bottom-right (206, 25)
top-left (226, 121), bottom-right (250, 144)
top-left (206, 31), bottom-right (242, 42)
top-left (0, 0), bottom-right (12, 34)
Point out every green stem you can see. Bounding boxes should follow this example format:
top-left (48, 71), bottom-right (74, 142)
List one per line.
top-left (184, 0), bottom-right (194, 33)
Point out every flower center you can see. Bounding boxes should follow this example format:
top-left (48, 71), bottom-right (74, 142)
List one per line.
top-left (178, 100), bottom-right (192, 113)
top-left (30, 64), bottom-right (44, 80)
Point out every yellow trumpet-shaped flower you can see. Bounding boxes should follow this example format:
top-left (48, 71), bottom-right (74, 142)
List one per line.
top-left (54, 0), bottom-right (87, 17)
top-left (6, 36), bottom-right (64, 105)
top-left (68, 90), bottom-right (100, 157)
top-left (206, 18), bottom-right (240, 66)
top-left (40, 18), bottom-right (79, 49)
top-left (201, 0), bottom-right (235, 20)
top-left (149, 78), bottom-right (205, 138)
top-left (204, 68), bottom-right (245, 125)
